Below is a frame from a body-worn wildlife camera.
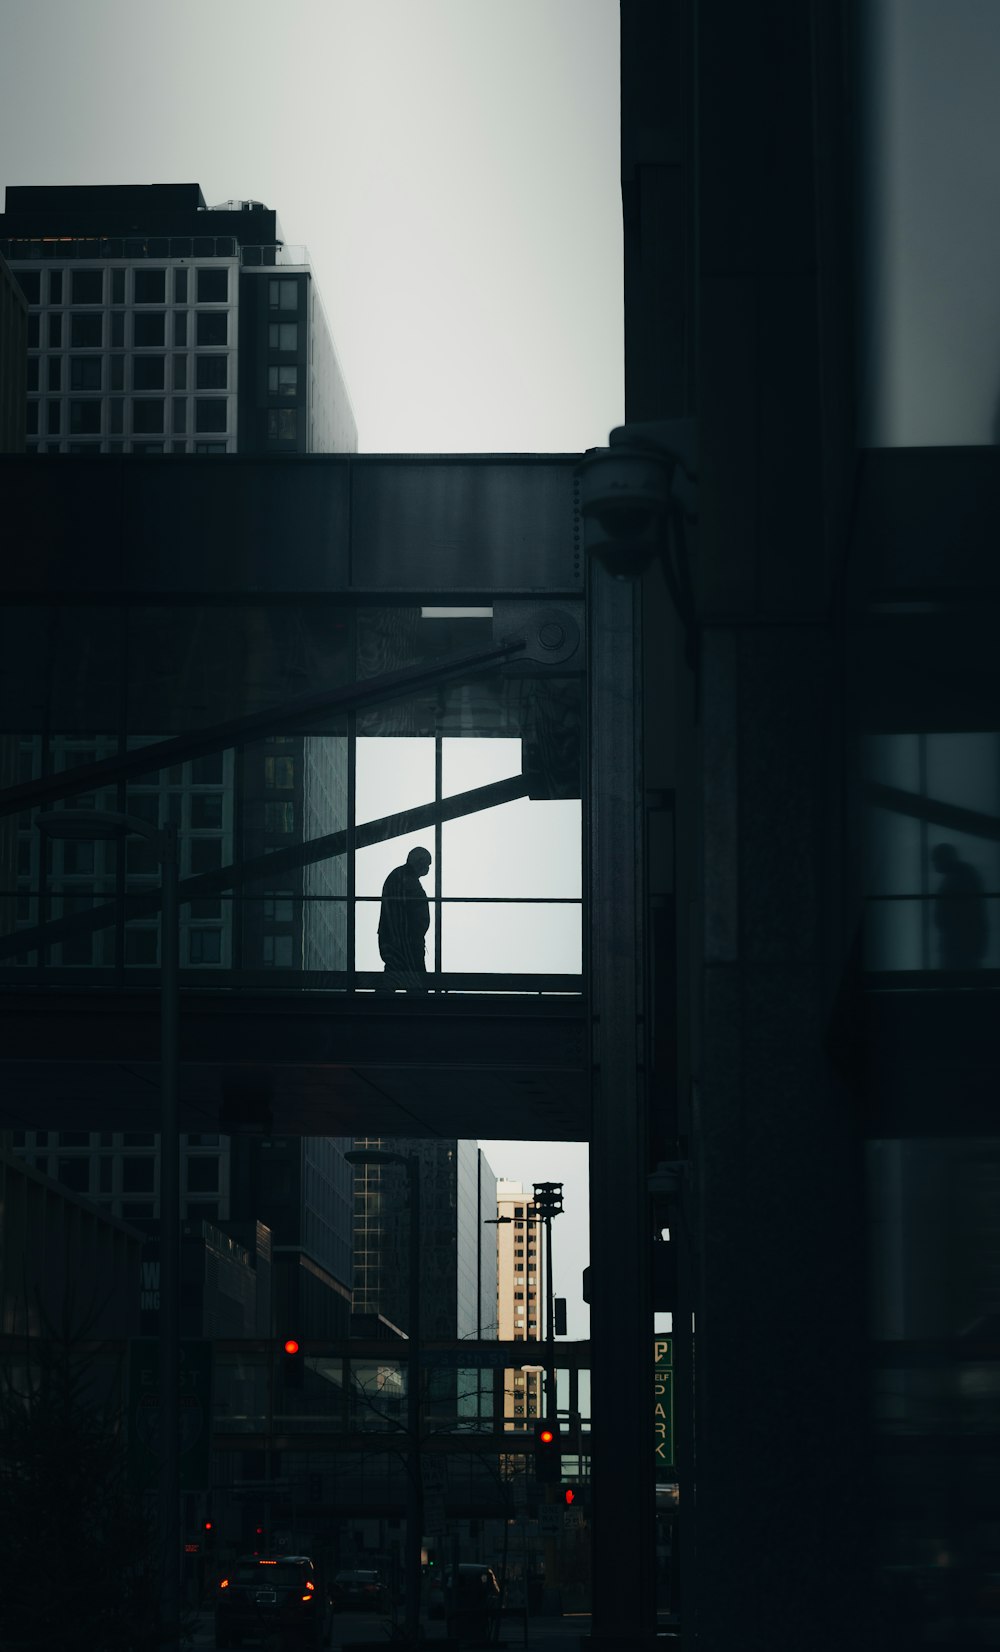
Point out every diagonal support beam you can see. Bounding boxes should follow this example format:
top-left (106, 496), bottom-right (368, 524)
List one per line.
top-left (0, 637), bottom-right (526, 820)
top-left (0, 774), bottom-right (530, 961)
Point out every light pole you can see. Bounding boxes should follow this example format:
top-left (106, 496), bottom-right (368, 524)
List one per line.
top-left (36, 807), bottom-right (180, 1645)
top-left (532, 1183), bottom-right (564, 1425)
top-left (345, 1148), bottom-right (422, 1646)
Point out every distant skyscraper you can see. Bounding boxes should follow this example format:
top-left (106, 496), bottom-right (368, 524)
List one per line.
top-left (495, 1180), bottom-right (544, 1427)
top-left (0, 183), bottom-right (357, 456)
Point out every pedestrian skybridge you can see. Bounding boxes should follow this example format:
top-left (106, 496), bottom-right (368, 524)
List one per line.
top-left (0, 454), bottom-right (588, 1139)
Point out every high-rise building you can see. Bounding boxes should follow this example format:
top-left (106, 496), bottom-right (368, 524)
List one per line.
top-left (0, 183), bottom-right (357, 456)
top-left (494, 1180), bottom-right (544, 1427)
top-left (352, 1139), bottom-right (497, 1343)
top-left (0, 249), bottom-right (27, 452)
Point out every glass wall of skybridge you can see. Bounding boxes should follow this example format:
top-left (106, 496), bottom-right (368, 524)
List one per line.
top-left (0, 599), bottom-right (582, 995)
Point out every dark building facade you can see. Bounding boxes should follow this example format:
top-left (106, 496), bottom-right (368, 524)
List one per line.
top-left (0, 183), bottom-right (356, 456)
top-left (0, 250), bottom-right (27, 452)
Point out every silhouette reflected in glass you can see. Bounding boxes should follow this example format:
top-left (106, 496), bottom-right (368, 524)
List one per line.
top-left (931, 842), bottom-right (988, 970)
top-left (377, 845), bottom-right (432, 991)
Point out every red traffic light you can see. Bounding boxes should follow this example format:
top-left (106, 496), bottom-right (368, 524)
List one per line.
top-left (203, 1520), bottom-right (213, 1532)
top-left (539, 1427), bottom-right (555, 1445)
top-left (283, 1338), bottom-right (300, 1356)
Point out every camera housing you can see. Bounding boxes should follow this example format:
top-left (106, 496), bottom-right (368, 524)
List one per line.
top-left (577, 420), bottom-right (696, 578)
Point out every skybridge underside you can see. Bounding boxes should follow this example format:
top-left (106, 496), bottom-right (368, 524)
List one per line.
top-left (0, 989), bottom-right (587, 1138)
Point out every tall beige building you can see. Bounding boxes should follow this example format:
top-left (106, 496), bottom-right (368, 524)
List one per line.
top-left (495, 1179), bottom-right (544, 1427)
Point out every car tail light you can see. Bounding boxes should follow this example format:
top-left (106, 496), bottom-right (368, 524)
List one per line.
top-left (219, 1578), bottom-right (229, 1590)
top-left (305, 1580), bottom-right (315, 1591)
top-left (301, 1593), bottom-right (314, 1602)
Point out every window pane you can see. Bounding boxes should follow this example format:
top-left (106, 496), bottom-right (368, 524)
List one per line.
top-left (173, 355), bottom-right (187, 390)
top-left (25, 403), bottom-right (39, 435)
top-left (48, 312), bottom-right (62, 348)
top-left (122, 1157), bottom-right (155, 1192)
top-left (48, 270), bottom-right (62, 304)
top-left (133, 356), bottom-right (165, 391)
top-left (110, 398), bottom-right (124, 434)
top-left (195, 355), bottom-right (227, 390)
top-left (47, 357), bottom-right (61, 392)
top-left (187, 1155), bottom-right (219, 1192)
top-left (47, 401), bottom-right (61, 435)
top-left (70, 400), bottom-right (101, 435)
top-left (172, 397), bottom-right (187, 434)
top-left (196, 311), bottom-right (227, 346)
top-left (134, 269), bottom-right (166, 304)
top-left (70, 313), bottom-right (102, 348)
top-left (267, 364), bottom-right (298, 397)
top-left (110, 311), bottom-right (124, 348)
top-left (133, 312), bottom-right (165, 347)
top-left (443, 797), bottom-right (581, 899)
top-left (194, 398), bottom-right (227, 433)
top-left (71, 269), bottom-right (102, 304)
top-left (111, 268), bottom-right (125, 304)
top-left (197, 268), bottom-right (228, 303)
top-left (174, 311), bottom-right (187, 347)
top-left (441, 901), bottom-right (581, 974)
top-left (132, 399), bottom-right (164, 434)
top-left (268, 322), bottom-right (298, 351)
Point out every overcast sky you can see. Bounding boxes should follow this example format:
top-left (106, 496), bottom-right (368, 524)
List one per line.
top-left (0, 0), bottom-right (622, 1339)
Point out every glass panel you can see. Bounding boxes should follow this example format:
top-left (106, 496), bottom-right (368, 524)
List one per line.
top-left (442, 901), bottom-right (580, 974)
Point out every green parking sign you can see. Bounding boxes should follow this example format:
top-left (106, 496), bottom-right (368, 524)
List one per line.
top-left (654, 1337), bottom-right (673, 1470)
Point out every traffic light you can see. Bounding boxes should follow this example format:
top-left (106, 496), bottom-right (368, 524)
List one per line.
top-left (562, 1483), bottom-right (589, 1514)
top-left (534, 1420), bottom-right (561, 1485)
top-left (280, 1337), bottom-right (304, 1390)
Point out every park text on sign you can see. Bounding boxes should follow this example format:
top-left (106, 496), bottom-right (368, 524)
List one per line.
top-left (654, 1337), bottom-right (674, 1468)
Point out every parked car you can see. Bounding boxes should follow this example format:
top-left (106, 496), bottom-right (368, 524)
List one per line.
top-left (330, 1566), bottom-right (388, 1611)
top-left (215, 1554), bottom-right (330, 1648)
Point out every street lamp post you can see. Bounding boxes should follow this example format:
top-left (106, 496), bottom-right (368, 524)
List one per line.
top-left (36, 808), bottom-right (181, 1646)
top-left (345, 1148), bottom-right (422, 1647)
top-left (532, 1183), bottom-right (564, 1424)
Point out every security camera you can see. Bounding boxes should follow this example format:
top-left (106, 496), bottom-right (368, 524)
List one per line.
top-left (577, 420), bottom-right (696, 578)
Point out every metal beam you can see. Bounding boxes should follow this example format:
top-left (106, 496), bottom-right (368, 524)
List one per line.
top-left (0, 637), bottom-right (526, 820)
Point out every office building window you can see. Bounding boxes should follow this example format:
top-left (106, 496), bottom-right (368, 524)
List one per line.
top-left (16, 269), bottom-right (40, 304)
top-left (48, 312), bottom-right (61, 348)
top-left (27, 314), bottom-right (39, 347)
top-left (70, 313), bottom-right (102, 348)
top-left (188, 929), bottom-right (222, 966)
top-left (267, 365), bottom-right (298, 398)
top-left (58, 1159), bottom-right (90, 1193)
top-left (266, 408), bottom-right (297, 441)
top-left (268, 322), bottom-right (298, 352)
top-left (264, 801), bottom-right (295, 834)
top-left (134, 268), bottom-right (165, 304)
top-left (71, 269), bottom-right (102, 304)
top-left (110, 355), bottom-right (124, 390)
top-left (122, 1157), bottom-right (155, 1193)
top-left (109, 399), bottom-right (124, 434)
top-left (47, 357), bottom-right (61, 393)
top-left (197, 268), bottom-right (227, 303)
top-left (189, 838), bottom-right (221, 874)
top-left (111, 268), bottom-right (125, 304)
top-left (69, 357), bottom-right (102, 391)
top-left (25, 404), bottom-right (38, 436)
top-left (133, 356), bottom-right (165, 391)
top-left (98, 1158), bottom-right (113, 1193)
top-left (110, 311), bottom-right (125, 348)
top-left (172, 398), bottom-right (187, 435)
top-left (174, 268), bottom-right (188, 303)
top-left (70, 401), bottom-right (101, 435)
top-left (47, 401), bottom-right (61, 436)
top-left (133, 313), bottom-right (165, 348)
top-left (262, 934), bottom-right (294, 967)
top-left (191, 793), bottom-right (223, 829)
top-left (268, 278), bottom-right (298, 310)
top-left (195, 355), bottom-right (227, 390)
top-left (48, 269), bottom-right (62, 304)
top-left (196, 311), bottom-right (227, 346)
top-left (194, 399), bottom-right (226, 433)
top-left (186, 1155), bottom-right (220, 1192)
top-left (124, 928), bottom-right (158, 965)
top-left (174, 311), bottom-right (187, 347)
top-left (264, 755), bottom-right (295, 788)
top-left (173, 355), bottom-right (187, 390)
top-left (132, 399), bottom-right (164, 434)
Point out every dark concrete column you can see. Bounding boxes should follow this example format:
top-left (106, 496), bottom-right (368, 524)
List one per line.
top-left (588, 561), bottom-right (656, 1646)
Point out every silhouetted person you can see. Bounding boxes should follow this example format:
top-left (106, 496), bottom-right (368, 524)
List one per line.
top-left (378, 846), bottom-right (432, 988)
top-left (932, 842), bottom-right (988, 969)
